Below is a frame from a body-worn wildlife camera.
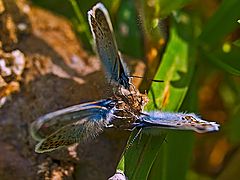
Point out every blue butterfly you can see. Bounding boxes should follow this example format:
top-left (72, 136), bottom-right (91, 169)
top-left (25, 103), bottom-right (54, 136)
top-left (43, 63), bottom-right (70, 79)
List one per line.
top-left (30, 3), bottom-right (219, 153)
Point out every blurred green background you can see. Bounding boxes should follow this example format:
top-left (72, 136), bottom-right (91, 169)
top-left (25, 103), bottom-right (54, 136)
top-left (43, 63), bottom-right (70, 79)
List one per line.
top-left (30, 0), bottom-right (240, 179)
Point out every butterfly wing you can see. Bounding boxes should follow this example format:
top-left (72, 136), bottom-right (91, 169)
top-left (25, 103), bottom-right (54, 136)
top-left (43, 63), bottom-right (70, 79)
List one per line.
top-left (31, 99), bottom-right (114, 141)
top-left (35, 115), bottom-right (107, 153)
top-left (139, 112), bottom-right (219, 133)
top-left (88, 3), bottom-right (130, 89)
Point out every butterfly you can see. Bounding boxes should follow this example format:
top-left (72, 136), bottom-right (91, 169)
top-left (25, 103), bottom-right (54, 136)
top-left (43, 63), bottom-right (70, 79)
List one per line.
top-left (30, 3), bottom-right (219, 153)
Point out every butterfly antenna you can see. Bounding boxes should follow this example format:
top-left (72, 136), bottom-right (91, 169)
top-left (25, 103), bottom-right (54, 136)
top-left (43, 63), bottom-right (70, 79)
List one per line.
top-left (125, 128), bottom-right (143, 151)
top-left (129, 75), bottom-right (164, 83)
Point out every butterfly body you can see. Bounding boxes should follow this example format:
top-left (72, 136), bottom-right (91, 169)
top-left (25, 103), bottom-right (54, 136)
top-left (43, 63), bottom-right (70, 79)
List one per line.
top-left (107, 88), bottom-right (148, 129)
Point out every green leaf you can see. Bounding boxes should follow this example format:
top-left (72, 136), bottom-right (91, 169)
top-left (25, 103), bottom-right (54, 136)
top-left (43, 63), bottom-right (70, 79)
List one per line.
top-left (31, 0), bottom-right (75, 18)
top-left (148, 69), bottom-right (198, 180)
top-left (158, 0), bottom-right (191, 18)
top-left (115, 0), bottom-right (143, 58)
top-left (201, 47), bottom-right (240, 75)
top-left (69, 0), bottom-right (92, 49)
top-left (125, 131), bottom-right (167, 179)
top-left (148, 131), bottom-right (194, 180)
top-left (227, 105), bottom-right (240, 143)
top-left (125, 11), bottom-right (196, 179)
top-left (233, 39), bottom-right (240, 47)
top-left (199, 0), bottom-right (240, 45)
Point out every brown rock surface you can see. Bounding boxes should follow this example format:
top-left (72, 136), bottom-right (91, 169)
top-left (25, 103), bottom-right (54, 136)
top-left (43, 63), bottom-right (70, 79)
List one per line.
top-left (0, 0), bottom-right (135, 179)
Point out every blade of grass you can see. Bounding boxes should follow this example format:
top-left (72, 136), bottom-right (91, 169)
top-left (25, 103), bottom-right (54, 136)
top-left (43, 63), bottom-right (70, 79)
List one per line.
top-left (69, 0), bottom-right (92, 49)
top-left (115, 0), bottom-right (143, 58)
top-left (148, 67), bottom-right (198, 180)
top-left (226, 105), bottom-right (240, 143)
top-left (158, 0), bottom-right (191, 18)
top-left (31, 0), bottom-right (74, 18)
top-left (199, 0), bottom-right (240, 45)
top-left (201, 47), bottom-right (240, 75)
top-left (233, 39), bottom-right (240, 48)
top-left (125, 11), bottom-right (196, 179)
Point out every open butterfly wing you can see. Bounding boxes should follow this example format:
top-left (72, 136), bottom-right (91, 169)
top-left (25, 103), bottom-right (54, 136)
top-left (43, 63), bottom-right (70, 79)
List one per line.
top-left (31, 99), bottom-right (114, 141)
top-left (88, 3), bottom-right (130, 89)
top-left (139, 112), bottom-right (219, 133)
top-left (35, 115), bottom-right (107, 153)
